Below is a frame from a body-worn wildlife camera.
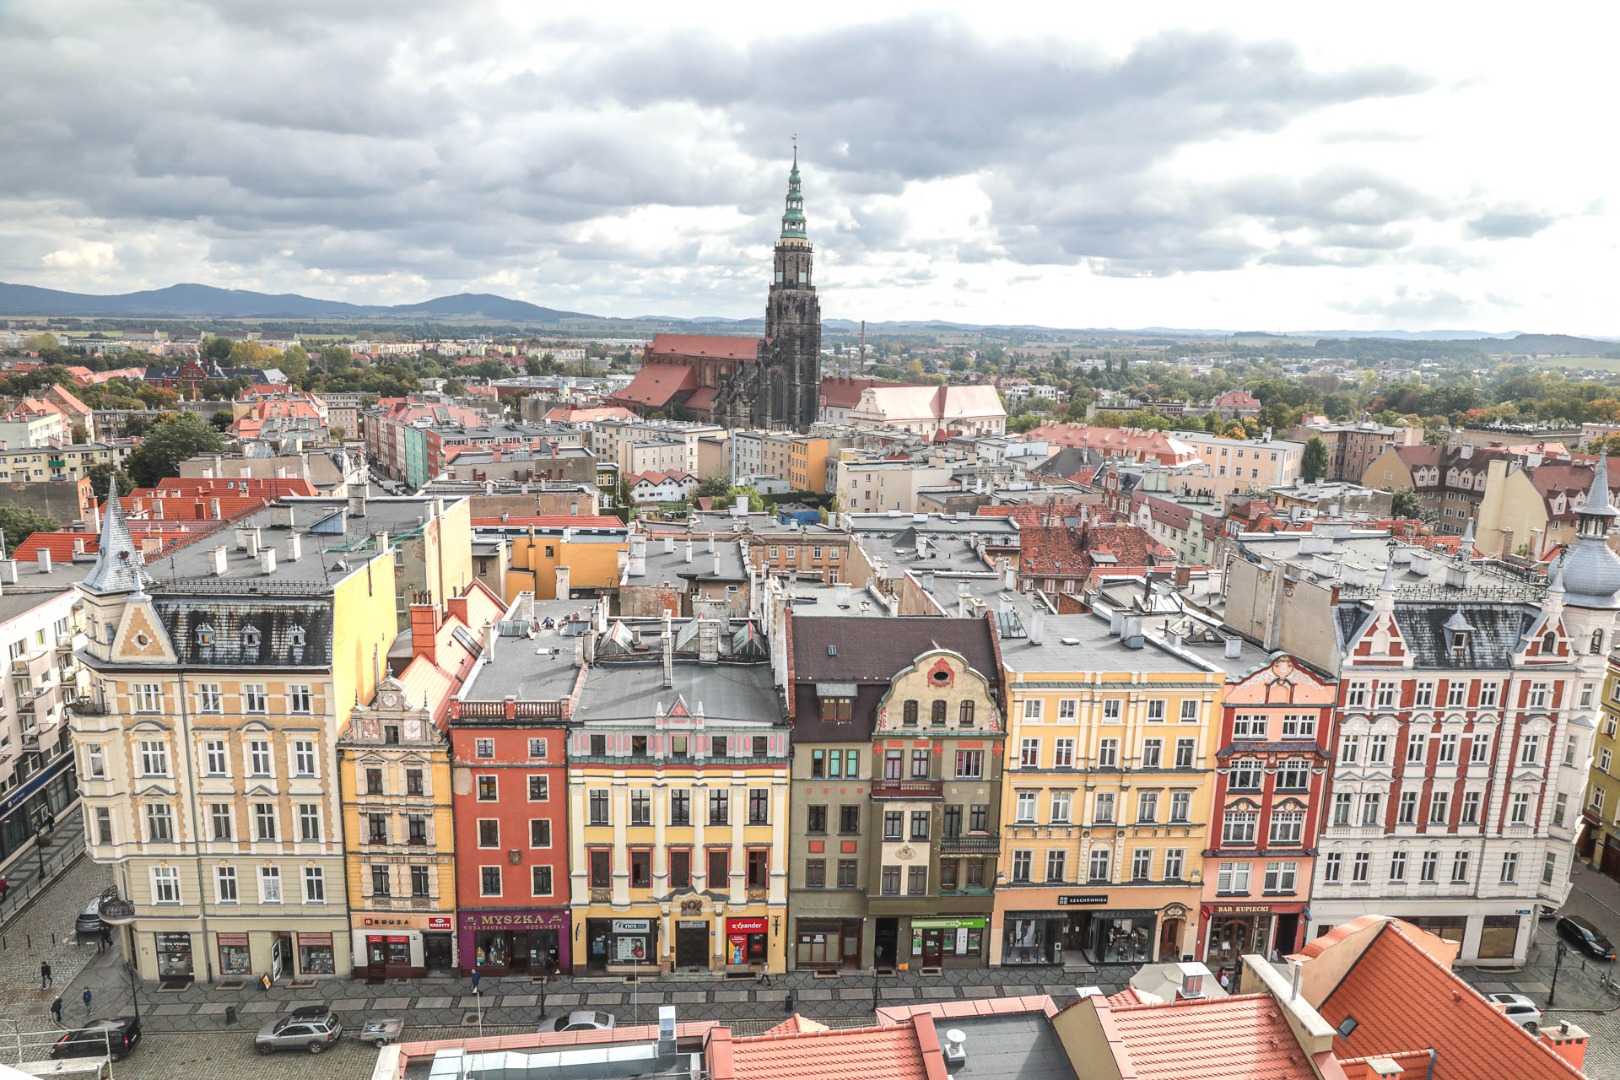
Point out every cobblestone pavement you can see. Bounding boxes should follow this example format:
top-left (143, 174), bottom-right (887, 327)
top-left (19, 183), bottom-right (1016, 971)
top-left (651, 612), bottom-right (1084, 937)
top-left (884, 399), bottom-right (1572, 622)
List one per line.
top-left (0, 855), bottom-right (114, 1060)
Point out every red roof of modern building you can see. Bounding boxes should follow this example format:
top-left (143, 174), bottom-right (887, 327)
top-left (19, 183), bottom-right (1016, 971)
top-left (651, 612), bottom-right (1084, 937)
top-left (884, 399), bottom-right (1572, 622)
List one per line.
top-left (541, 406), bottom-right (637, 424)
top-left (1314, 919), bottom-right (1586, 1079)
top-left (647, 334), bottom-right (759, 362)
top-left (612, 363), bottom-right (699, 408)
top-left (716, 1017), bottom-right (944, 1080)
top-left (1093, 993), bottom-right (1318, 1079)
top-left (629, 471), bottom-right (695, 487)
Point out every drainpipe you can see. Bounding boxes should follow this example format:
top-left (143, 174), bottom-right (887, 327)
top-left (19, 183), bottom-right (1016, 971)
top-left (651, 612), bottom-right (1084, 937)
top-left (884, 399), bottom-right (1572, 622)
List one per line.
top-left (1424, 1048), bottom-right (1438, 1080)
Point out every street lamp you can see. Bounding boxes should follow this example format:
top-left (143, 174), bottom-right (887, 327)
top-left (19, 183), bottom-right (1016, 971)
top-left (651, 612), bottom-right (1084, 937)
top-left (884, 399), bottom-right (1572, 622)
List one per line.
top-left (35, 812), bottom-right (52, 881)
top-left (1549, 941), bottom-right (1568, 1007)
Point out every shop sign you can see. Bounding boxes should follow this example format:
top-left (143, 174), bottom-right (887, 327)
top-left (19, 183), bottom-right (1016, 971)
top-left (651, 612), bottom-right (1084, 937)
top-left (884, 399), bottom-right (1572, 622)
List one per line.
top-left (463, 910), bottom-right (570, 931)
top-left (678, 920), bottom-right (708, 930)
top-left (727, 917), bottom-right (769, 934)
top-left (1212, 905), bottom-right (1271, 914)
top-left (428, 917), bottom-right (453, 931)
top-left (1057, 895), bottom-right (1109, 906)
top-left (614, 936), bottom-right (649, 962)
top-left (217, 933), bottom-right (249, 946)
top-left (911, 917), bottom-right (988, 930)
top-left (612, 920), bottom-right (652, 934)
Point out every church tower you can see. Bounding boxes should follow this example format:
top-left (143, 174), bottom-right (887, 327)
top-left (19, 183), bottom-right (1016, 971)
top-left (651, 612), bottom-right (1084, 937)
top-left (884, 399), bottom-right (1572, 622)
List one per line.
top-left (758, 146), bottom-right (822, 430)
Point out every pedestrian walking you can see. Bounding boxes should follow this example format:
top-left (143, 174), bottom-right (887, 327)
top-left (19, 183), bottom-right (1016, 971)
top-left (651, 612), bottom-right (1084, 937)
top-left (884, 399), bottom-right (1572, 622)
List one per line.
top-left (0, 874), bottom-right (9, 904)
top-left (100, 926), bottom-right (112, 954)
top-left (50, 997), bottom-right (63, 1025)
top-left (82, 988), bottom-right (92, 1017)
top-left (1217, 968), bottom-right (1230, 992)
top-left (40, 961), bottom-right (52, 989)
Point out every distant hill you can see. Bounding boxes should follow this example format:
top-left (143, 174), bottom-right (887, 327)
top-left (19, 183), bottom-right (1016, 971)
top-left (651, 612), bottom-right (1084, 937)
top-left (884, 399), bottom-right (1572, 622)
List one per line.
top-left (0, 282), bottom-right (587, 322)
top-left (384, 292), bottom-right (591, 322)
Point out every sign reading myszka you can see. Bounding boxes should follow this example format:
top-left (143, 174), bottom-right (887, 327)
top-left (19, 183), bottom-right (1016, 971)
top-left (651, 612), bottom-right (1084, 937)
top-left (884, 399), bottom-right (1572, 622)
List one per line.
top-left (463, 910), bottom-right (570, 930)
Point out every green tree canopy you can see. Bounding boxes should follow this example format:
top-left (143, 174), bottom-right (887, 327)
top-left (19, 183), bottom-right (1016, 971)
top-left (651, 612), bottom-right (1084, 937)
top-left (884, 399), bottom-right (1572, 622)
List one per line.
top-left (85, 463), bottom-right (134, 498)
top-left (694, 474), bottom-right (732, 499)
top-left (125, 411), bottom-right (227, 487)
top-left (0, 504), bottom-right (59, 554)
top-left (1302, 435), bottom-right (1330, 483)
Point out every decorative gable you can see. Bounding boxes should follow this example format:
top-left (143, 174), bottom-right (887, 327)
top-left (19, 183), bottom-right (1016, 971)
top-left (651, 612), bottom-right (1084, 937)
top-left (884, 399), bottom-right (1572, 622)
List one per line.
top-left (1349, 612), bottom-right (1408, 666)
top-left (111, 600), bottom-right (177, 664)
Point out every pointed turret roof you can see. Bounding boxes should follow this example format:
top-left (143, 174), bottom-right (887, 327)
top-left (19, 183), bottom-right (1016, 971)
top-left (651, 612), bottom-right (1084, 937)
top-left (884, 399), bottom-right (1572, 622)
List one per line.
top-left (1561, 454), bottom-right (1620, 608)
top-left (81, 478), bottom-right (150, 596)
top-left (780, 142), bottom-right (807, 243)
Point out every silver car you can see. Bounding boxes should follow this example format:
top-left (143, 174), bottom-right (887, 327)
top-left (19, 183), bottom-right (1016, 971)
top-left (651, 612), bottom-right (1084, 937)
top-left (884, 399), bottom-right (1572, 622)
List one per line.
top-left (537, 1010), bottom-right (617, 1034)
top-left (255, 1006), bottom-right (343, 1054)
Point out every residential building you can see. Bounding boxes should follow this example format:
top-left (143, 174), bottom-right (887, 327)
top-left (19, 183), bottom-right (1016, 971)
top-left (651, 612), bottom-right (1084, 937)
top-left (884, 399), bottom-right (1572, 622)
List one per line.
top-left (1168, 430), bottom-right (1305, 501)
top-left (0, 398), bottom-right (70, 448)
top-left (626, 470), bottom-right (697, 505)
top-left (1362, 442), bottom-right (1514, 536)
top-left (75, 494), bottom-right (401, 982)
top-left (1210, 389), bottom-right (1262, 420)
top-left (470, 515), bottom-right (628, 603)
top-left (787, 616), bottom-right (1004, 971)
top-left (830, 458), bottom-right (954, 514)
top-left (0, 441), bottom-right (132, 484)
top-left (846, 385), bottom-right (1006, 437)
top-left (1476, 453), bottom-right (1619, 560)
top-left (1289, 419), bottom-right (1424, 483)
top-left (1019, 424), bottom-right (1200, 467)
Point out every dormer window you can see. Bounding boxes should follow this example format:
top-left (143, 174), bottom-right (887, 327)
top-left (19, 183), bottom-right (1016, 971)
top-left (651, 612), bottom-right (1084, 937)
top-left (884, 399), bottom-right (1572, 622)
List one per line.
top-left (196, 625), bottom-right (214, 646)
top-left (1450, 630), bottom-right (1468, 661)
top-left (243, 626), bottom-right (261, 660)
top-left (1593, 629), bottom-right (1606, 655)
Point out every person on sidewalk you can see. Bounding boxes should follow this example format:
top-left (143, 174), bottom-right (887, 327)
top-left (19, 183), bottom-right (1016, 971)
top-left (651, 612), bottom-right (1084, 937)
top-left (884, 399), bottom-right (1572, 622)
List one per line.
top-left (50, 997), bottom-right (62, 1025)
top-left (100, 926), bottom-right (112, 954)
top-left (82, 988), bottom-right (92, 1017)
top-left (0, 874), bottom-right (9, 904)
top-left (40, 961), bottom-right (52, 989)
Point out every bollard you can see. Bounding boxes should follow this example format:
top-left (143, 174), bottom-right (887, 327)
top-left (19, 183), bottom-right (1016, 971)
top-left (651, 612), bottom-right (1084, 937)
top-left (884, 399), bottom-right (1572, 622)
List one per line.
top-left (784, 993), bottom-right (794, 1013)
top-left (225, 1006), bottom-right (238, 1025)
top-left (51, 933), bottom-right (56, 947)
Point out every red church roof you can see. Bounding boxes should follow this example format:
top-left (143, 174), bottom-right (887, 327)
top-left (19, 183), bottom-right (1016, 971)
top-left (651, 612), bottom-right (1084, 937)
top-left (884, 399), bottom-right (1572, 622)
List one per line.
top-left (612, 364), bottom-right (698, 408)
top-left (647, 334), bottom-right (759, 362)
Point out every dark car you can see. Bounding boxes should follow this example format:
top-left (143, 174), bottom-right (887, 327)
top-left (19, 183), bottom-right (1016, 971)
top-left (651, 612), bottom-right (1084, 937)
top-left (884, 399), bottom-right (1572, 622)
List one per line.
top-left (1557, 915), bottom-right (1616, 961)
top-left (74, 897), bottom-right (103, 941)
top-left (51, 1017), bottom-right (142, 1062)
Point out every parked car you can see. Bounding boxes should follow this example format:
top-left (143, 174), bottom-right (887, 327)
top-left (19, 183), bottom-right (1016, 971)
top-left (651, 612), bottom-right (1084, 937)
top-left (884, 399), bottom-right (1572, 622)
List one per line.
top-left (536, 1010), bottom-right (617, 1035)
top-left (74, 898), bottom-right (103, 942)
top-left (254, 1006), bottom-right (342, 1054)
top-left (1486, 993), bottom-right (1543, 1030)
top-left (1556, 915), bottom-right (1616, 961)
top-left (51, 1017), bottom-right (141, 1063)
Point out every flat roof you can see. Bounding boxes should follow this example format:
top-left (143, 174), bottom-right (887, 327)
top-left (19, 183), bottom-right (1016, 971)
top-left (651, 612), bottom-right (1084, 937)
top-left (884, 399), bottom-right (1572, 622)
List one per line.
top-left (459, 599), bottom-right (597, 704)
top-left (0, 561), bottom-right (89, 624)
top-left (575, 660), bottom-right (780, 725)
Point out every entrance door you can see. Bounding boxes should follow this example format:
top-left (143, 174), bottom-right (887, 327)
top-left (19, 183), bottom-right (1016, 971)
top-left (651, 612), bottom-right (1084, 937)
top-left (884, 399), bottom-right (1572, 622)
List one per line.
top-left (676, 923), bottom-right (709, 971)
top-left (423, 933), bottom-right (454, 973)
top-left (874, 918), bottom-right (899, 970)
top-left (510, 932), bottom-right (531, 974)
top-left (1158, 918), bottom-right (1182, 963)
top-left (1274, 914), bottom-right (1299, 957)
top-left (1604, 837), bottom-right (1620, 881)
top-left (271, 934), bottom-right (292, 980)
top-left (920, 929), bottom-right (944, 967)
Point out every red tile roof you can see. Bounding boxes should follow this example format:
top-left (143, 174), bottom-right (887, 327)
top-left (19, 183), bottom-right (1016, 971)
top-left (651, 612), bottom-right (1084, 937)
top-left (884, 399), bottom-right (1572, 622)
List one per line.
top-left (629, 471), bottom-right (695, 487)
top-left (1215, 390), bottom-right (1262, 408)
top-left (1020, 521), bottom-right (1174, 578)
top-left (1097, 993), bottom-right (1317, 1079)
top-left (684, 386), bottom-right (718, 414)
top-left (647, 334), bottom-right (759, 361)
top-left (11, 533), bottom-right (98, 562)
top-left (1317, 920), bottom-right (1584, 1079)
top-left (1021, 423), bottom-right (1198, 466)
top-left (541, 406), bottom-right (636, 424)
top-left (721, 1018), bottom-right (943, 1080)
top-left (611, 363), bottom-right (699, 408)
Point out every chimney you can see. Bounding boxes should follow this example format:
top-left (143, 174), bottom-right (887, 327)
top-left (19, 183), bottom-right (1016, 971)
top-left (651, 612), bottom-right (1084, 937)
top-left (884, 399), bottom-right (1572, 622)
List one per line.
top-left (72, 538), bottom-right (85, 556)
top-left (1224, 635), bottom-right (1242, 659)
top-left (685, 537), bottom-right (693, 563)
top-left (628, 534), bottom-right (647, 577)
top-left (411, 603), bottom-right (442, 664)
top-left (0, 560), bottom-right (16, 584)
top-left (698, 619), bottom-right (721, 663)
top-left (661, 610), bottom-right (674, 688)
top-left (260, 547), bottom-right (276, 575)
top-left (555, 565), bottom-right (571, 599)
top-left (1541, 1021), bottom-right (1589, 1072)
top-left (349, 490), bottom-right (367, 517)
top-left (1122, 614), bottom-right (1144, 649)
top-left (1029, 609), bottom-right (1045, 645)
top-left (835, 582), bottom-right (852, 607)
top-left (210, 544), bottom-right (228, 576)
top-left (997, 555), bottom-right (1014, 590)
top-left (584, 628), bottom-right (597, 665)
top-left (732, 495), bottom-right (748, 517)
top-left (712, 552), bottom-right (722, 578)
top-left (375, 531), bottom-right (390, 555)
top-left (483, 621), bottom-right (496, 662)
top-left (942, 1028), bottom-right (967, 1071)
top-left (287, 533), bottom-right (302, 561)
top-left (663, 535), bottom-right (674, 554)
top-left (36, 548), bottom-right (51, 574)
top-left (242, 529), bottom-right (260, 557)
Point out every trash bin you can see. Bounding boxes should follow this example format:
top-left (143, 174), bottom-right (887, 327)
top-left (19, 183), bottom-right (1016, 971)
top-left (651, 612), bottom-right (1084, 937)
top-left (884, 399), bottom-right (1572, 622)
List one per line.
top-left (225, 1005), bottom-right (237, 1025)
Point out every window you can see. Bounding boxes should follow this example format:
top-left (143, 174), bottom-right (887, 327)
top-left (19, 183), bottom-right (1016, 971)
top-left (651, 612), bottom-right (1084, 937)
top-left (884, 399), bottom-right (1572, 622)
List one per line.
top-left (1390, 849), bottom-right (1407, 882)
top-left (480, 866), bottom-right (502, 897)
top-left (475, 738), bottom-right (495, 759)
top-left (1088, 847), bottom-right (1111, 882)
top-left (210, 804), bottom-right (233, 841)
top-left (1339, 735), bottom-right (1360, 764)
top-left (1428, 791), bottom-right (1450, 825)
top-left (630, 849), bottom-right (651, 888)
top-left (1407, 733), bottom-right (1427, 764)
top-left (1174, 738), bottom-right (1195, 769)
top-left (139, 740), bottom-right (169, 777)
top-left (1141, 739), bottom-right (1162, 769)
top-left (1222, 810), bottom-right (1257, 845)
top-left (244, 684), bottom-right (267, 712)
top-left (906, 865), bottom-right (927, 895)
top-left (1471, 733), bottom-right (1492, 764)
top-left (94, 808), bottom-right (113, 845)
top-left (1136, 791), bottom-right (1159, 823)
top-left (749, 789), bottom-right (770, 825)
top-left (145, 804), bottom-right (174, 842)
top-left (1094, 792), bottom-right (1116, 824)
top-left (1282, 713), bottom-right (1315, 739)
top-left (1147, 700), bottom-right (1166, 722)
top-left (884, 810), bottom-right (904, 840)
top-left (1277, 759), bottom-right (1310, 790)
top-left (629, 790), bottom-right (651, 826)
top-left (1352, 852), bottom-right (1370, 883)
top-left (805, 860), bottom-right (826, 888)
top-left (365, 768), bottom-right (384, 796)
top-left (260, 866), bottom-right (283, 903)
top-left (1058, 698), bottom-right (1078, 720)
top-left (1437, 734), bottom-right (1458, 765)
top-left (1451, 851), bottom-right (1470, 883)
top-left (881, 866), bottom-right (901, 895)
top-left (1480, 682), bottom-right (1500, 707)
top-left (1361, 793), bottom-right (1383, 826)
top-left (293, 740), bottom-right (317, 777)
top-left (955, 750), bottom-right (984, 778)
top-left (1501, 852), bottom-right (1519, 884)
top-left (298, 804), bottom-right (321, 842)
top-left (1376, 683), bottom-right (1397, 709)
top-left (1098, 739), bottom-right (1119, 768)
top-left (671, 790), bottom-right (691, 825)
top-left (198, 683), bottom-right (222, 712)
top-left (1019, 738), bottom-right (1041, 767)
top-left (1520, 734), bottom-right (1542, 765)
top-left (1231, 759), bottom-right (1262, 791)
top-left (1011, 850), bottom-right (1032, 883)
top-left (288, 685), bottom-right (312, 713)
top-left (135, 683), bottom-right (163, 713)
top-left (1510, 791), bottom-right (1532, 825)
top-left (910, 810), bottom-right (930, 840)
top-left (589, 789), bottom-right (609, 825)
top-left (1170, 790), bottom-right (1192, 824)
top-left (1446, 681), bottom-right (1467, 707)
top-left (477, 775), bottom-right (497, 801)
top-left (1270, 811), bottom-right (1304, 845)
top-left (808, 805), bottom-right (828, 834)
top-left (1054, 738), bottom-right (1075, 768)
top-left (528, 737), bottom-right (548, 760)
top-left (1414, 682), bottom-right (1435, 707)
top-left (1023, 699), bottom-right (1044, 722)
top-left (152, 867), bottom-right (180, 904)
top-left (1264, 861), bottom-right (1297, 894)
top-left (930, 700), bottom-right (947, 727)
top-left (477, 819), bottom-right (498, 848)
top-left (1050, 791), bottom-right (1073, 824)
top-left (1346, 683), bottom-right (1368, 707)
top-left (708, 790), bottom-right (729, 825)
top-left (1420, 850), bottom-right (1439, 883)
top-left (1164, 848), bottom-right (1185, 880)
top-left (249, 741), bottom-right (272, 777)
top-left (1543, 852), bottom-right (1559, 886)
top-left (1131, 849), bottom-right (1152, 881)
top-left (1233, 714), bottom-right (1264, 738)
top-left (911, 749), bottom-right (930, 778)
top-left (204, 740), bottom-right (228, 776)
top-left (837, 859), bottom-right (858, 888)
top-left (1528, 683), bottom-right (1550, 709)
top-left (216, 865), bottom-right (238, 903)
top-left (1103, 699), bottom-right (1122, 720)
top-left (370, 865), bottom-right (391, 897)
top-left (254, 803), bottom-right (277, 841)
top-left (903, 701), bottom-right (918, 726)
top-left (1368, 734), bottom-right (1390, 765)
top-left (840, 805), bottom-right (860, 834)
top-left (959, 700), bottom-right (975, 727)
top-left (670, 850), bottom-right (692, 889)
top-left (1323, 853), bottom-right (1342, 883)
top-left (1398, 791), bottom-right (1419, 825)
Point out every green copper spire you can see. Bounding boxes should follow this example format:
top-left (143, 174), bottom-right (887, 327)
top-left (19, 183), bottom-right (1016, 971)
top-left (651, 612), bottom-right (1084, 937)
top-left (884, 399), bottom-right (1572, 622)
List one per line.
top-left (780, 140), bottom-right (807, 244)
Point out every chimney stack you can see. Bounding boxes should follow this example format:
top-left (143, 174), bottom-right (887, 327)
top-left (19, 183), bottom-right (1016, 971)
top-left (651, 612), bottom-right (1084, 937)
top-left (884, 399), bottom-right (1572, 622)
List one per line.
top-left (211, 545), bottom-right (228, 576)
top-left (661, 610), bottom-right (674, 688)
top-left (628, 534), bottom-right (647, 577)
top-left (288, 533), bottom-right (302, 561)
top-left (260, 547), bottom-right (277, 575)
top-left (36, 548), bottom-right (51, 575)
top-left (1029, 609), bottom-right (1045, 645)
top-left (685, 537), bottom-right (693, 564)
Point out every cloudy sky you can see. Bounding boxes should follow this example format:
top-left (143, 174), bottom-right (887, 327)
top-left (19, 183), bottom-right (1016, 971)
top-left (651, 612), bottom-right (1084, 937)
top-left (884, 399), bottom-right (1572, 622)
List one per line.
top-left (3, 0), bottom-right (1616, 334)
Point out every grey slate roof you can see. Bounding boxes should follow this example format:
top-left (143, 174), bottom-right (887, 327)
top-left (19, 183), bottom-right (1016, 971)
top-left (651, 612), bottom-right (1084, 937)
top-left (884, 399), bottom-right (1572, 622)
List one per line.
top-left (1336, 601), bottom-right (1536, 668)
top-left (157, 598), bottom-right (334, 668)
top-left (80, 481), bottom-right (150, 596)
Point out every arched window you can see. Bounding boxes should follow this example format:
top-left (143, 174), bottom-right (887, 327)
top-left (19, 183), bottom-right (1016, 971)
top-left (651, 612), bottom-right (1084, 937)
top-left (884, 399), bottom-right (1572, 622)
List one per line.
top-left (1543, 631), bottom-right (1557, 653)
top-left (196, 624), bottom-right (214, 646)
top-left (289, 625), bottom-right (306, 649)
top-left (1593, 629), bottom-right (1605, 655)
top-left (242, 626), bottom-right (261, 660)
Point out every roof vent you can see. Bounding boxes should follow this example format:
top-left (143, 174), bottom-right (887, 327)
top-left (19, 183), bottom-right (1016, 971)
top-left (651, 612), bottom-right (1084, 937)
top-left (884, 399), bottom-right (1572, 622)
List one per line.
top-left (827, 644), bottom-right (837, 656)
top-left (942, 1029), bottom-right (967, 1070)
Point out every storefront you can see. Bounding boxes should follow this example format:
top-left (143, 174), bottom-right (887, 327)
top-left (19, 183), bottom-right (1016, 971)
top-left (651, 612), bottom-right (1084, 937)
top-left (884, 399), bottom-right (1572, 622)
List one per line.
top-left (1199, 903), bottom-right (1305, 965)
top-left (725, 917), bottom-right (769, 969)
top-left (793, 918), bottom-right (862, 970)
top-left (459, 909), bottom-right (570, 976)
top-left (351, 915), bottom-right (456, 978)
top-left (1002, 911), bottom-right (1067, 965)
top-left (155, 932), bottom-right (193, 979)
top-left (583, 918), bottom-right (659, 972)
top-left (217, 933), bottom-right (252, 977)
top-left (297, 933), bottom-right (336, 976)
top-left (909, 917), bottom-right (987, 967)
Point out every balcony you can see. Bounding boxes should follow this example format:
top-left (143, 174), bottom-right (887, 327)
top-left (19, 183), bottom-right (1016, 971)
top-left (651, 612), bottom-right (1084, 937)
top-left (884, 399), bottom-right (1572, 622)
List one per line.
top-left (870, 778), bottom-right (944, 800)
top-left (940, 833), bottom-right (1000, 855)
top-left (20, 726), bottom-right (41, 752)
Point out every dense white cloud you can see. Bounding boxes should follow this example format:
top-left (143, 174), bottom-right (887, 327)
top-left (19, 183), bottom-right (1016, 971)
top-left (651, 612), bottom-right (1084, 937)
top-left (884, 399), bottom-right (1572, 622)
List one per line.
top-left (1, 0), bottom-right (1617, 333)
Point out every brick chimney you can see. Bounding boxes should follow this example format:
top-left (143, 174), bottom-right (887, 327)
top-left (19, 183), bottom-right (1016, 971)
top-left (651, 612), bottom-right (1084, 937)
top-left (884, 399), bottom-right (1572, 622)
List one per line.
top-left (411, 602), bottom-right (443, 664)
top-left (1540, 1020), bottom-right (1588, 1072)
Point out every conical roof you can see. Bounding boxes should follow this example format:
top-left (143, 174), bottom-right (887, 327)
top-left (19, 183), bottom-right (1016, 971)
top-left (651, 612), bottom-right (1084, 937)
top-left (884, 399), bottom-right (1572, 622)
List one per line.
top-left (81, 479), bottom-right (150, 596)
top-left (1561, 456), bottom-right (1620, 609)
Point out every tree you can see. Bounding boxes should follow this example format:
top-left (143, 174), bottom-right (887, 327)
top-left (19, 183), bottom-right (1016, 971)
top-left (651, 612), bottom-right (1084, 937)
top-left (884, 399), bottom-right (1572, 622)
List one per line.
top-left (725, 485), bottom-right (765, 512)
top-left (85, 462), bottom-right (134, 497)
top-left (1389, 486), bottom-right (1436, 526)
top-left (278, 344), bottom-right (309, 381)
top-left (321, 345), bottom-right (354, 374)
top-left (695, 474), bottom-right (732, 499)
top-left (1302, 435), bottom-right (1330, 483)
top-left (124, 412), bottom-right (227, 487)
top-left (209, 411), bottom-right (234, 431)
top-left (1006, 414), bottom-right (1042, 434)
top-left (0, 505), bottom-right (59, 553)
top-left (203, 336), bottom-right (233, 362)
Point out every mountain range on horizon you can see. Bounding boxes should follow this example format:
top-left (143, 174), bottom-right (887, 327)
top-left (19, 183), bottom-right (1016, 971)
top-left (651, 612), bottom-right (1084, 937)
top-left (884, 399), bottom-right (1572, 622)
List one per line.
top-left (1, 280), bottom-right (1614, 346)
